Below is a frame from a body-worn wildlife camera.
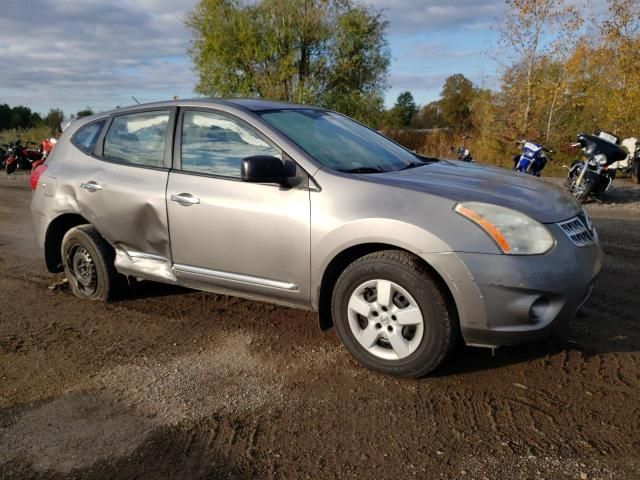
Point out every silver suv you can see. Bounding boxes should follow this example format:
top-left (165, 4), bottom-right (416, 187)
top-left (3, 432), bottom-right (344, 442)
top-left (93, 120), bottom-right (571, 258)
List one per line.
top-left (31, 99), bottom-right (602, 377)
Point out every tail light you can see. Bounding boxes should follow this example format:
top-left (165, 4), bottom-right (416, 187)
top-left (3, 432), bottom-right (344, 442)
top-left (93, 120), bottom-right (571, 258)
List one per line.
top-left (30, 163), bottom-right (47, 191)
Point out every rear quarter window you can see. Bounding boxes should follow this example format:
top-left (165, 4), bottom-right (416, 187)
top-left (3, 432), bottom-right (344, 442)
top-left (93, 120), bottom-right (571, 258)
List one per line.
top-left (71, 120), bottom-right (107, 154)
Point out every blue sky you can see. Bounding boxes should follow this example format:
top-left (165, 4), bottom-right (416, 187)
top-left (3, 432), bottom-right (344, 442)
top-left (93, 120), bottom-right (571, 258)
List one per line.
top-left (370, 0), bottom-right (505, 105)
top-left (0, 0), bottom-right (507, 116)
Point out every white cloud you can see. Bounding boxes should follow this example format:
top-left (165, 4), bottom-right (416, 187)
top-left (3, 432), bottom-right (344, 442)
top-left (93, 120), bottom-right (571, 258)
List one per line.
top-left (411, 43), bottom-right (483, 59)
top-left (0, 0), bottom-right (198, 114)
top-left (0, 0), bottom-right (510, 114)
top-left (364, 0), bottom-right (505, 32)
top-left (389, 73), bottom-right (449, 91)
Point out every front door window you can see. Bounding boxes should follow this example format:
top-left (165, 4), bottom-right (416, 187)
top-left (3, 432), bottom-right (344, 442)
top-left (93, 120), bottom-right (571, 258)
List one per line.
top-left (180, 110), bottom-right (280, 178)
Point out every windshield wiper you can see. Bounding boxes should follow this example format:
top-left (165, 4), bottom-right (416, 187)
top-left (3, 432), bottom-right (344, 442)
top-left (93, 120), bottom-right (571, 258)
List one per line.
top-left (340, 166), bottom-right (386, 174)
top-left (399, 161), bottom-right (423, 170)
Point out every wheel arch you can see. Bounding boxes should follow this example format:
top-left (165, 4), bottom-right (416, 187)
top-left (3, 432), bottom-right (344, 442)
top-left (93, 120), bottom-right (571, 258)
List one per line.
top-left (44, 213), bottom-right (91, 272)
top-left (316, 243), bottom-right (459, 331)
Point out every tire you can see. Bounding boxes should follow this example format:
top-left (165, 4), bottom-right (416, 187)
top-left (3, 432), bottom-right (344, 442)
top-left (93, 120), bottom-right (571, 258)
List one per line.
top-left (632, 161), bottom-right (640, 184)
top-left (575, 178), bottom-right (596, 203)
top-left (331, 250), bottom-right (457, 378)
top-left (61, 225), bottom-right (124, 300)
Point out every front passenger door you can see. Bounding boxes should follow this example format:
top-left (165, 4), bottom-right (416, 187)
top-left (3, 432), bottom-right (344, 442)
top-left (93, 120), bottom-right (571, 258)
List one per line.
top-left (166, 109), bottom-right (311, 306)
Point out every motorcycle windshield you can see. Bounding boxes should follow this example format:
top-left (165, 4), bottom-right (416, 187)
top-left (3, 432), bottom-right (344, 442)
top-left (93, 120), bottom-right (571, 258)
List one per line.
top-left (578, 133), bottom-right (627, 163)
top-left (523, 141), bottom-right (542, 153)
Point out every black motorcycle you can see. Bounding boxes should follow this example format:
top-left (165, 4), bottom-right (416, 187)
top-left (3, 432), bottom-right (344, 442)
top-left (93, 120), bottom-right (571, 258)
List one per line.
top-left (566, 132), bottom-right (627, 202)
top-left (456, 147), bottom-right (473, 162)
top-left (631, 140), bottom-right (640, 184)
top-left (454, 135), bottom-right (473, 162)
top-left (0, 144), bottom-right (7, 169)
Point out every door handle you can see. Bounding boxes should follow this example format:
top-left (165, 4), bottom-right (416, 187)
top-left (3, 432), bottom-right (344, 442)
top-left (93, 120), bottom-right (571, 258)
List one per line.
top-left (170, 193), bottom-right (200, 205)
top-left (80, 181), bottom-right (102, 192)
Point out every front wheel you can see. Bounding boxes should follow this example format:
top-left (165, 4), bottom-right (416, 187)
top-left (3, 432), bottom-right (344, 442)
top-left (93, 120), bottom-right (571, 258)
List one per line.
top-left (574, 178), bottom-right (596, 203)
top-left (61, 225), bottom-right (125, 300)
top-left (331, 250), bottom-right (457, 377)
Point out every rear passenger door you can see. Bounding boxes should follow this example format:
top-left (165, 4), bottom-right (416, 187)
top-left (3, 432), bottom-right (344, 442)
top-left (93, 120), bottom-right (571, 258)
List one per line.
top-left (166, 108), bottom-right (311, 306)
top-left (75, 108), bottom-right (176, 277)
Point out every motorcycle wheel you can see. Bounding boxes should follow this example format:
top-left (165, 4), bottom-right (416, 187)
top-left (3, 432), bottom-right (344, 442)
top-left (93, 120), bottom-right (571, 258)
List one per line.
top-left (632, 162), bottom-right (640, 184)
top-left (575, 178), bottom-right (596, 203)
top-left (5, 161), bottom-right (16, 175)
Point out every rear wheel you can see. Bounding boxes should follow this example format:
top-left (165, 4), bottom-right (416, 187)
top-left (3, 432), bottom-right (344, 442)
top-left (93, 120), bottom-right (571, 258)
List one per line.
top-left (331, 250), bottom-right (457, 377)
top-left (5, 160), bottom-right (16, 175)
top-left (632, 161), bottom-right (640, 184)
top-left (61, 225), bottom-right (124, 300)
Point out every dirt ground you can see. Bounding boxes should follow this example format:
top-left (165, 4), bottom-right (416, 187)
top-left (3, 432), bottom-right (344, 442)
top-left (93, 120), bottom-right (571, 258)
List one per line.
top-left (0, 172), bottom-right (639, 480)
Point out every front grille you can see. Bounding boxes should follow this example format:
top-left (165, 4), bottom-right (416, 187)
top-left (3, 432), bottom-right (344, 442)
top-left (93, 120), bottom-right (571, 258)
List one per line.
top-left (558, 216), bottom-right (594, 247)
top-left (577, 211), bottom-right (593, 232)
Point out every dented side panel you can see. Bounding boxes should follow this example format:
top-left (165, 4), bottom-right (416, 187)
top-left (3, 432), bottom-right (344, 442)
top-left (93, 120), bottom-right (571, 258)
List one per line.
top-left (73, 160), bottom-right (172, 274)
top-left (32, 126), bottom-right (173, 280)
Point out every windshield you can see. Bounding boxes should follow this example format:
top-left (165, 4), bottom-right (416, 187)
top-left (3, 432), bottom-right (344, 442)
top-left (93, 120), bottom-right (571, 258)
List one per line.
top-left (259, 109), bottom-right (427, 173)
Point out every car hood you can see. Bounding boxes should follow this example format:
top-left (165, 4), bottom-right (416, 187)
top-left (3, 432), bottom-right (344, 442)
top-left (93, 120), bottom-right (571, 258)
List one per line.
top-left (368, 160), bottom-right (581, 224)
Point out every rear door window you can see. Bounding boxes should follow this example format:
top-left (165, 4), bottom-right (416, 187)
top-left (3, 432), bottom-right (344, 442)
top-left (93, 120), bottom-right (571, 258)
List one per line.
top-left (71, 120), bottom-right (106, 154)
top-left (103, 110), bottom-right (170, 167)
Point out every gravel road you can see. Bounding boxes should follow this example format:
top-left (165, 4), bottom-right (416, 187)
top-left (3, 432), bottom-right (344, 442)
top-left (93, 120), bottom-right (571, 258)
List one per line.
top-left (1, 173), bottom-right (639, 479)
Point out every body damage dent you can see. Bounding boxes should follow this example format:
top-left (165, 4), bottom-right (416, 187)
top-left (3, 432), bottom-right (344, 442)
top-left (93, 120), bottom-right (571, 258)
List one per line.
top-left (114, 247), bottom-right (177, 283)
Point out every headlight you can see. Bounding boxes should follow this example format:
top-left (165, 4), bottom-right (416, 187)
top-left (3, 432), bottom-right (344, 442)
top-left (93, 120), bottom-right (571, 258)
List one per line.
top-left (455, 202), bottom-right (555, 255)
top-left (594, 153), bottom-right (607, 165)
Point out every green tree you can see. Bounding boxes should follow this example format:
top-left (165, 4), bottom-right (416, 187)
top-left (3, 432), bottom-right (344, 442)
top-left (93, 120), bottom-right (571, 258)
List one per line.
top-left (379, 91), bottom-right (417, 128)
top-left (439, 74), bottom-right (475, 131)
top-left (75, 107), bottom-right (94, 118)
top-left (0, 104), bottom-right (42, 130)
top-left (43, 108), bottom-right (64, 130)
top-left (187, 0), bottom-right (390, 125)
top-left (0, 104), bottom-right (12, 130)
top-left (393, 91), bottom-right (417, 127)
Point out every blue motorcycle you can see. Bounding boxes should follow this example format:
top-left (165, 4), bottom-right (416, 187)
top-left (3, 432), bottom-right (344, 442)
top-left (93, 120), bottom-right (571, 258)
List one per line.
top-left (513, 140), bottom-right (553, 176)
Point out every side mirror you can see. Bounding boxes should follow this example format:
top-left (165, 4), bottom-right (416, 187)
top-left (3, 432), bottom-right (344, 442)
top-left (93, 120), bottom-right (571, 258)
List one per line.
top-left (241, 155), bottom-right (288, 185)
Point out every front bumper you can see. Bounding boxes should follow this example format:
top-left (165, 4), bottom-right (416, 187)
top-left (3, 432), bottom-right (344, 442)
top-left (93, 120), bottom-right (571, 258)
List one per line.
top-left (421, 223), bottom-right (603, 347)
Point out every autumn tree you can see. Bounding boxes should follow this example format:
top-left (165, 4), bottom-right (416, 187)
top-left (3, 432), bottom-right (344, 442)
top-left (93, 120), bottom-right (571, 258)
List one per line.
top-left (187, 0), bottom-right (390, 125)
top-left (550, 0), bottom-right (640, 138)
top-left (601, 0), bottom-right (640, 133)
top-left (382, 0), bottom-right (640, 170)
top-left (496, 0), bottom-right (580, 136)
top-left (412, 101), bottom-right (442, 129)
